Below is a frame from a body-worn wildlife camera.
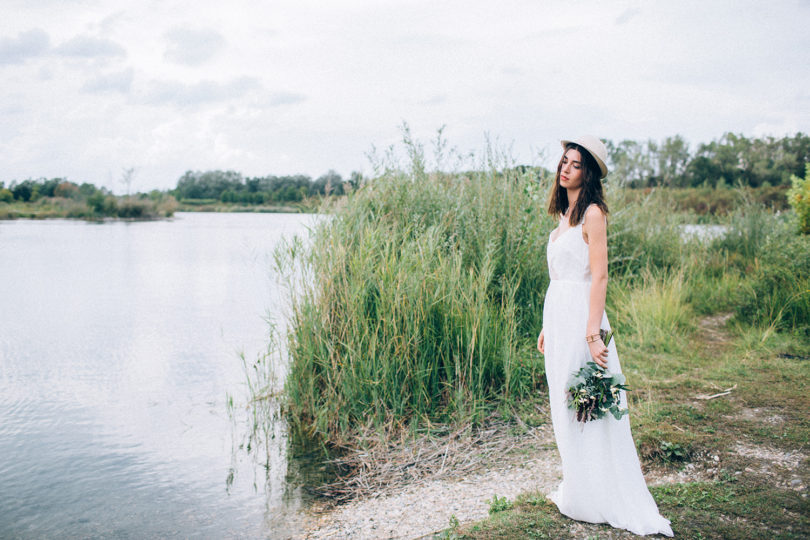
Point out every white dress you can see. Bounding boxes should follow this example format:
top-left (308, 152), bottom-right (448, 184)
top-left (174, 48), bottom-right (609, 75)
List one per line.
top-left (543, 213), bottom-right (674, 537)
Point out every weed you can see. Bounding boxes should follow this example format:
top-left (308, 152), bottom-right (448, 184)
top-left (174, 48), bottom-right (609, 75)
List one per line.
top-left (487, 494), bottom-right (514, 515)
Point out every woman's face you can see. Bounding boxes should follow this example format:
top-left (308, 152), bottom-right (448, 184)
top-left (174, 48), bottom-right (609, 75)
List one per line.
top-left (559, 148), bottom-right (584, 190)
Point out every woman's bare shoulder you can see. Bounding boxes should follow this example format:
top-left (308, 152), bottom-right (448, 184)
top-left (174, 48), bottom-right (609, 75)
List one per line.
top-left (584, 204), bottom-right (607, 223)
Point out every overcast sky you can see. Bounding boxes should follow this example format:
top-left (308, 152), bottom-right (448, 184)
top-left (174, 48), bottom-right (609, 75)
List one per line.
top-left (1, 0), bottom-right (809, 192)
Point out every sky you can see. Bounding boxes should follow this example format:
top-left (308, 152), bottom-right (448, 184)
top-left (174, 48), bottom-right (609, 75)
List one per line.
top-left (1, 0), bottom-right (809, 193)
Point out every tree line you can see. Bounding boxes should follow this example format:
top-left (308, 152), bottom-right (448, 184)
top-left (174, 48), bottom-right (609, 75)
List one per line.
top-left (171, 169), bottom-right (362, 203)
top-left (0, 178), bottom-right (175, 218)
top-left (2, 133), bottom-right (808, 208)
top-left (605, 132), bottom-right (810, 188)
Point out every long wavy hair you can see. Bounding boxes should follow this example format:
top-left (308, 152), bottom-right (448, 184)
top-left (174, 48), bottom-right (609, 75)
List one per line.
top-left (547, 142), bottom-right (608, 226)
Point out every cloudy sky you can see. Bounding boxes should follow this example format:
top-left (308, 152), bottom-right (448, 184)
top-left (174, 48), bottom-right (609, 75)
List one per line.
top-left (1, 0), bottom-right (808, 192)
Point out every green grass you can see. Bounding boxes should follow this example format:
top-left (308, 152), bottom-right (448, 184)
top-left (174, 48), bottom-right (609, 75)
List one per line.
top-left (446, 324), bottom-right (809, 538)
top-left (277, 139), bottom-right (554, 446)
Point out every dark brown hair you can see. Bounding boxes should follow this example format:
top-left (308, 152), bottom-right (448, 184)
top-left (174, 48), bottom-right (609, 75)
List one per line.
top-left (547, 143), bottom-right (608, 226)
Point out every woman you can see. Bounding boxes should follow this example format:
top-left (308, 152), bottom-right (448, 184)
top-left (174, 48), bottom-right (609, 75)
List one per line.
top-left (537, 135), bottom-right (673, 537)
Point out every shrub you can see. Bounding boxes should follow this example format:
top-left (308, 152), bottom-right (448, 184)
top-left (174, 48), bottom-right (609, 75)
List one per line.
top-left (788, 163), bottom-right (810, 234)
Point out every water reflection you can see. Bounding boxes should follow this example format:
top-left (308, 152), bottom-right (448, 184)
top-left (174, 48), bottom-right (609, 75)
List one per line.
top-left (0, 213), bottom-right (317, 538)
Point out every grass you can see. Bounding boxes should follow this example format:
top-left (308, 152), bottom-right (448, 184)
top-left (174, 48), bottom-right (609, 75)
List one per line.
top-left (276, 137), bottom-right (554, 447)
top-left (443, 321), bottom-right (809, 539)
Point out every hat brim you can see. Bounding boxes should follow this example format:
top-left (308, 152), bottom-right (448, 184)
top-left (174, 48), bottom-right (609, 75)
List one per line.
top-left (560, 139), bottom-right (608, 179)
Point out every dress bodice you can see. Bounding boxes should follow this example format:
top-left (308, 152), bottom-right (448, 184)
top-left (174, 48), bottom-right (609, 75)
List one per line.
top-left (547, 217), bottom-right (591, 282)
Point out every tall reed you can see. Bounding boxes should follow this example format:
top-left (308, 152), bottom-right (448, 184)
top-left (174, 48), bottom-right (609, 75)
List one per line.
top-left (278, 140), bottom-right (552, 445)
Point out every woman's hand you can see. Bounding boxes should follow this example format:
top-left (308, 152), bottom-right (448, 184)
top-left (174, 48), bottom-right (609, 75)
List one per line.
top-left (588, 339), bottom-right (608, 368)
top-left (537, 329), bottom-right (545, 354)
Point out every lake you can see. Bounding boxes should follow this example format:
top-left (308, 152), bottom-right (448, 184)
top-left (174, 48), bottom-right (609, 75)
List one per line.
top-left (0, 212), bottom-right (317, 538)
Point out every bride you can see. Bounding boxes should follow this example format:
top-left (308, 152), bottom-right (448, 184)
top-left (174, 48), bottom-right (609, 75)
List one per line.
top-left (537, 135), bottom-right (674, 537)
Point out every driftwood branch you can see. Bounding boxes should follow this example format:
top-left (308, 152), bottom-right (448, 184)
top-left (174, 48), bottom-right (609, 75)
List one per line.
top-left (695, 384), bottom-right (737, 400)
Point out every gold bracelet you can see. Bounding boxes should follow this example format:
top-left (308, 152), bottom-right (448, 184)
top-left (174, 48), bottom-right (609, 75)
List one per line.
top-left (585, 333), bottom-right (600, 343)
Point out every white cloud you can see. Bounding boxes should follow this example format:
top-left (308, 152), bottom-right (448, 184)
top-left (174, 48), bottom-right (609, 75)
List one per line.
top-left (163, 27), bottom-right (225, 66)
top-left (55, 35), bottom-right (126, 58)
top-left (265, 92), bottom-right (307, 107)
top-left (143, 76), bottom-right (262, 106)
top-left (0, 29), bottom-right (49, 64)
top-left (614, 7), bottom-right (641, 25)
top-left (82, 68), bottom-right (134, 93)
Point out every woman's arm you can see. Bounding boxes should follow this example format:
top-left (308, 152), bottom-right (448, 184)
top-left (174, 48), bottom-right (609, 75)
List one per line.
top-left (583, 205), bottom-right (609, 368)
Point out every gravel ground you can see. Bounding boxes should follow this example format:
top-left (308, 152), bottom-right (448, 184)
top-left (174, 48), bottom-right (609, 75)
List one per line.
top-left (304, 447), bottom-right (562, 539)
top-left (297, 430), bottom-right (704, 540)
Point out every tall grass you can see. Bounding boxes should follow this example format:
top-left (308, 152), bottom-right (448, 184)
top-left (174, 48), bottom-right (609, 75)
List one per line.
top-left (609, 268), bottom-right (693, 354)
top-left (276, 133), bottom-right (808, 448)
top-left (278, 138), bottom-right (552, 445)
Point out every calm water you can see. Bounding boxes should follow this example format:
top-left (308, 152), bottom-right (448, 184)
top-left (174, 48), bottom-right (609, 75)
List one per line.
top-left (0, 212), bottom-right (317, 539)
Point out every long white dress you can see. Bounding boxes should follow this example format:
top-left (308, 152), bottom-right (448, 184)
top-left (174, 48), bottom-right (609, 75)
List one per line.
top-left (543, 213), bottom-right (674, 537)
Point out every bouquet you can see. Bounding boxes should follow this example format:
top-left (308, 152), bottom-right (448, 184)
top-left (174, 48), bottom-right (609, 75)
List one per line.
top-left (566, 329), bottom-right (630, 423)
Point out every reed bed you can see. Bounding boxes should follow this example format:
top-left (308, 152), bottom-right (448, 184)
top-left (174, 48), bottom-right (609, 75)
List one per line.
top-left (273, 134), bottom-right (809, 468)
top-left (278, 142), bottom-right (554, 448)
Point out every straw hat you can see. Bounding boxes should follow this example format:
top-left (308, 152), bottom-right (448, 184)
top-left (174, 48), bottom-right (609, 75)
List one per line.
top-left (560, 135), bottom-right (608, 179)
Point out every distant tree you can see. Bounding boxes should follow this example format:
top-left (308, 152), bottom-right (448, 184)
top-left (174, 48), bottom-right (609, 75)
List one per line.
top-left (11, 181), bottom-right (33, 202)
top-left (78, 183), bottom-right (100, 198)
top-left (657, 135), bottom-right (690, 187)
top-left (120, 167), bottom-right (137, 196)
top-left (174, 170), bottom-right (243, 200)
top-left (685, 156), bottom-right (721, 187)
top-left (606, 139), bottom-right (651, 187)
top-left (87, 192), bottom-right (106, 214)
top-left (54, 181), bottom-right (80, 199)
top-left (40, 178), bottom-right (61, 198)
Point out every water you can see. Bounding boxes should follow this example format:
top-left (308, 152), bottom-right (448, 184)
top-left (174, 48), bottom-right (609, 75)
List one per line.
top-left (679, 223), bottom-right (727, 241)
top-left (0, 212), bottom-right (317, 538)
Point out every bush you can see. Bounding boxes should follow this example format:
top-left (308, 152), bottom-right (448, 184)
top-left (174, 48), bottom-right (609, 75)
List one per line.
top-left (115, 197), bottom-right (150, 218)
top-left (788, 163), bottom-right (810, 234)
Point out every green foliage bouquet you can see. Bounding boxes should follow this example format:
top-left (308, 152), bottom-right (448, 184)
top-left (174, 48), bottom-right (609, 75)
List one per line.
top-left (566, 331), bottom-right (630, 423)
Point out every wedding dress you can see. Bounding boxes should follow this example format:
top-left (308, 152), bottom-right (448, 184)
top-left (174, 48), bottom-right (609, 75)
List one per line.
top-left (543, 212), bottom-right (674, 537)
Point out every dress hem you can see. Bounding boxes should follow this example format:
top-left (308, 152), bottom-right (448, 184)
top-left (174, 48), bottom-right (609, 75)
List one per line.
top-left (547, 487), bottom-right (674, 537)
